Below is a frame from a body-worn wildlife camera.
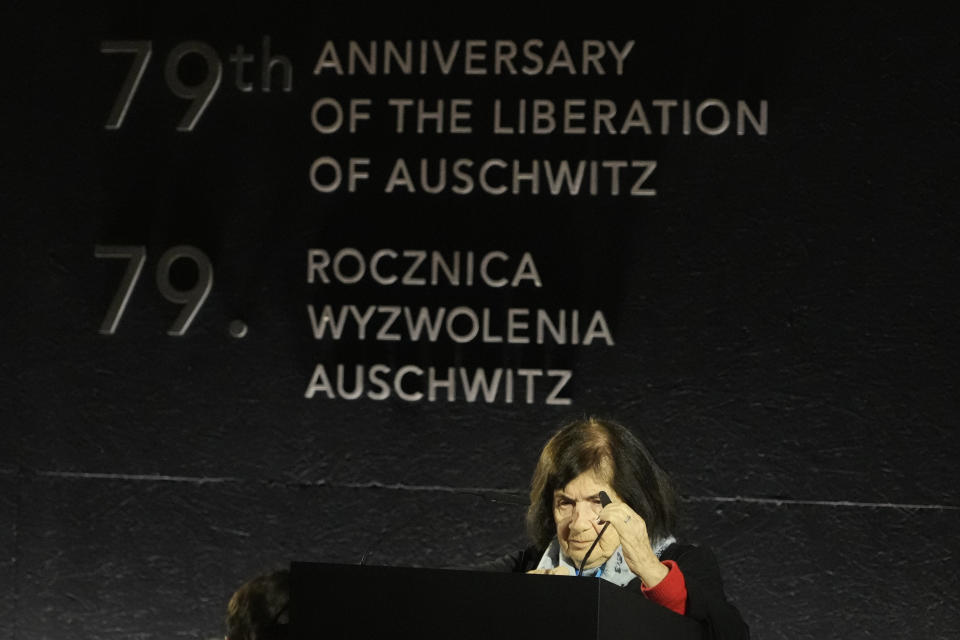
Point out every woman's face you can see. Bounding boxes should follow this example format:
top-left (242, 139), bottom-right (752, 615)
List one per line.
top-left (552, 469), bottom-right (622, 570)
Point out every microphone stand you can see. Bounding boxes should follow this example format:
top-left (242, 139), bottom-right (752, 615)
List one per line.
top-left (577, 491), bottom-right (613, 576)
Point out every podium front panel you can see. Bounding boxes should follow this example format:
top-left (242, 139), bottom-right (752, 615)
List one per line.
top-left (290, 562), bottom-right (701, 639)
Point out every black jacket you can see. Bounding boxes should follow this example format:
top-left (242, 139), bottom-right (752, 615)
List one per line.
top-left (480, 543), bottom-right (749, 640)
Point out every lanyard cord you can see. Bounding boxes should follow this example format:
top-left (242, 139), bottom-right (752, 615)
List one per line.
top-left (575, 521), bottom-right (610, 576)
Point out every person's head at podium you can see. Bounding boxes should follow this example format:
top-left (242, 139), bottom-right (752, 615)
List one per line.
top-left (507, 417), bottom-right (749, 636)
top-left (527, 417), bottom-right (678, 584)
top-left (225, 569), bottom-right (289, 640)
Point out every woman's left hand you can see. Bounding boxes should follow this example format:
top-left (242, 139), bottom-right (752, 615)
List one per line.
top-left (598, 502), bottom-right (669, 588)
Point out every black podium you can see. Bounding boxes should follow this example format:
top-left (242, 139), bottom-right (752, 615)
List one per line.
top-left (290, 562), bottom-right (703, 639)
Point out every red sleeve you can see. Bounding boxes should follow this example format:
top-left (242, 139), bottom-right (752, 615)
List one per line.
top-left (640, 559), bottom-right (687, 615)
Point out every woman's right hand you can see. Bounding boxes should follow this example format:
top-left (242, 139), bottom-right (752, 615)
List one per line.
top-left (525, 566), bottom-right (572, 576)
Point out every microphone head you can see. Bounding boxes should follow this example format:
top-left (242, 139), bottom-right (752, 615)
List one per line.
top-left (599, 490), bottom-right (612, 507)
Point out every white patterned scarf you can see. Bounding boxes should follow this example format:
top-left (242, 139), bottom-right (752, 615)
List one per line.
top-left (536, 535), bottom-right (677, 587)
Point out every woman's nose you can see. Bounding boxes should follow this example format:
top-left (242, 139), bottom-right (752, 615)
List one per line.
top-left (571, 503), bottom-right (598, 529)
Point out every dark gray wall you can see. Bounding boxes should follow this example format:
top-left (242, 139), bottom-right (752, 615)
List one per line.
top-left (2, 2), bottom-right (958, 639)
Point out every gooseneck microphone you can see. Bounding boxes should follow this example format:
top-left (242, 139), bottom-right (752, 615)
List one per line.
top-left (577, 490), bottom-right (612, 576)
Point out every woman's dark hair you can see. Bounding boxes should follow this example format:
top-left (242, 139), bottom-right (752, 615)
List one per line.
top-left (225, 569), bottom-right (289, 640)
top-left (526, 417), bottom-right (678, 549)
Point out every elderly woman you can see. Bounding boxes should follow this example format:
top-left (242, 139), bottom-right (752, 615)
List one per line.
top-left (490, 417), bottom-right (749, 639)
